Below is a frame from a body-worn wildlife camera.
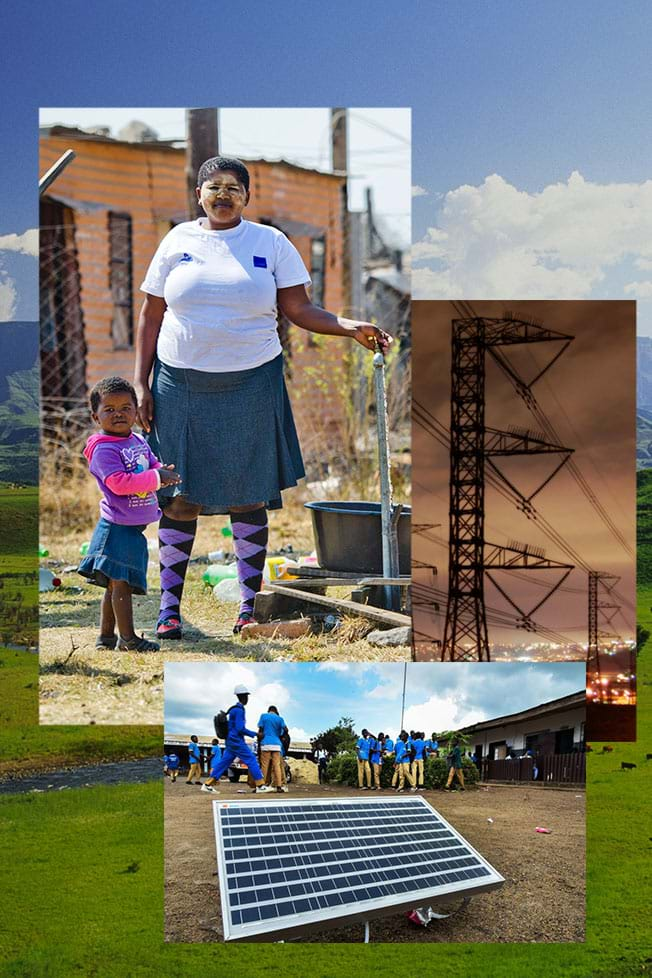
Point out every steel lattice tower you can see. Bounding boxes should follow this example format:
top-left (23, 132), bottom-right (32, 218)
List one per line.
top-left (442, 315), bottom-right (574, 662)
top-left (587, 570), bottom-right (620, 699)
top-left (441, 319), bottom-right (489, 660)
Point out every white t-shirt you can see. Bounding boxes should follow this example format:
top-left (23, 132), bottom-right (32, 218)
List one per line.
top-left (140, 219), bottom-right (311, 373)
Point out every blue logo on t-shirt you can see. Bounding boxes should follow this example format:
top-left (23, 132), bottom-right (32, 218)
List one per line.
top-left (253, 255), bottom-right (267, 268)
top-left (179, 253), bottom-right (193, 263)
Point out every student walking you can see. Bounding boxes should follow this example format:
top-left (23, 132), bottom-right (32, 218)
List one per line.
top-left (167, 752), bottom-right (180, 782)
top-left (356, 729), bottom-right (372, 789)
top-left (202, 738), bottom-right (223, 790)
top-left (316, 748), bottom-right (328, 784)
top-left (445, 739), bottom-right (466, 791)
top-left (201, 685), bottom-right (274, 794)
top-left (186, 735), bottom-right (202, 784)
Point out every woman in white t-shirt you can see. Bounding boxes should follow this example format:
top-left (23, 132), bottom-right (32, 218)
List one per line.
top-left (135, 156), bottom-right (392, 638)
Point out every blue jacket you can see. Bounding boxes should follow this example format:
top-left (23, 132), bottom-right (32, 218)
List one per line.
top-left (395, 740), bottom-right (411, 764)
top-left (357, 736), bottom-right (371, 761)
top-left (227, 702), bottom-right (256, 747)
top-left (188, 741), bottom-right (201, 764)
top-left (167, 753), bottom-right (180, 770)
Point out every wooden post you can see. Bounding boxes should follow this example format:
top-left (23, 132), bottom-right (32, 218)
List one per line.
top-left (331, 108), bottom-right (351, 316)
top-left (186, 109), bottom-right (219, 220)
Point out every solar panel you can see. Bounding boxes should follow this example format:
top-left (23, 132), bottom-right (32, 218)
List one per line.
top-left (213, 795), bottom-right (504, 942)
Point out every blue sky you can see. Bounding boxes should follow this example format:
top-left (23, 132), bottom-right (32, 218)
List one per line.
top-left (164, 661), bottom-right (585, 742)
top-left (2, 2), bottom-right (651, 325)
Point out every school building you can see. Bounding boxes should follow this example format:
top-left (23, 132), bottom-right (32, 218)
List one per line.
top-left (441, 691), bottom-right (586, 785)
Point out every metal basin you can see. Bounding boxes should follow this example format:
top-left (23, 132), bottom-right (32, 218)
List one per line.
top-left (304, 501), bottom-right (411, 575)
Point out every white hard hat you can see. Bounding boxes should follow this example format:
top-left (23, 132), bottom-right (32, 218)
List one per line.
top-left (234, 683), bottom-right (251, 695)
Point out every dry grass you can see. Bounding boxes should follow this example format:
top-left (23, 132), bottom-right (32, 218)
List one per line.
top-left (40, 480), bottom-right (410, 725)
top-left (40, 364), bottom-right (411, 726)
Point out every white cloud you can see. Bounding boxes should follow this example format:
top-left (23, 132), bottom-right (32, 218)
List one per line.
top-left (315, 662), bottom-right (351, 672)
top-left (289, 726), bottom-right (309, 742)
top-left (403, 694), bottom-right (487, 736)
top-left (411, 226), bottom-right (448, 262)
top-left (367, 682), bottom-right (396, 699)
top-left (0, 274), bottom-right (17, 319)
top-left (412, 185), bottom-right (428, 198)
top-left (413, 172), bottom-right (652, 299)
top-left (164, 663), bottom-right (291, 737)
top-left (625, 280), bottom-right (652, 298)
top-left (0, 229), bottom-right (38, 257)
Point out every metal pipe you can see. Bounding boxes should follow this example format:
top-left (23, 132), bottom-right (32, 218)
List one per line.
top-left (39, 150), bottom-right (76, 196)
top-left (373, 345), bottom-right (399, 610)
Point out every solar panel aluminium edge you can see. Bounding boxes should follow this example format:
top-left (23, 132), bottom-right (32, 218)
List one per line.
top-left (212, 796), bottom-right (504, 943)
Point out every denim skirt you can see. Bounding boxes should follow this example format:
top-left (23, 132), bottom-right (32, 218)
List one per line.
top-left (148, 353), bottom-right (305, 515)
top-left (78, 518), bottom-right (149, 594)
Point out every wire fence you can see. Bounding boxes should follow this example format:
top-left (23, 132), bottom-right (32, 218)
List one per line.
top-left (40, 202), bottom-right (135, 460)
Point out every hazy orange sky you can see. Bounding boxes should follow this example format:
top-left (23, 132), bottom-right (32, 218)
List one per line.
top-left (412, 300), bottom-right (636, 650)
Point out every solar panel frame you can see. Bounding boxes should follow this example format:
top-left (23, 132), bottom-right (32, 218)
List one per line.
top-left (213, 795), bottom-right (504, 942)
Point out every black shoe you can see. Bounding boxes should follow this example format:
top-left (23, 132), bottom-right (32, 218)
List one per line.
top-left (118, 633), bottom-right (160, 652)
top-left (95, 634), bottom-right (117, 649)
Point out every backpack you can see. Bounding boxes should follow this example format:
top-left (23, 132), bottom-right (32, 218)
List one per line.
top-left (214, 705), bottom-right (236, 740)
top-left (280, 726), bottom-right (291, 753)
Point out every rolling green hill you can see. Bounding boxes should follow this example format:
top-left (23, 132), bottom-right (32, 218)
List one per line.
top-left (0, 322), bottom-right (38, 485)
top-left (636, 469), bottom-right (652, 584)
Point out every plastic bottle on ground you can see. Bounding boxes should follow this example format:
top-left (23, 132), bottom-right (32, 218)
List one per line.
top-left (202, 563), bottom-right (238, 586)
top-left (213, 578), bottom-right (242, 602)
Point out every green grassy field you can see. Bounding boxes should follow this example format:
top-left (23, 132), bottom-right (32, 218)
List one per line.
top-left (0, 725), bottom-right (161, 777)
top-left (0, 647), bottom-right (36, 726)
top-left (0, 486), bottom-right (38, 726)
top-left (0, 461), bottom-right (649, 972)
top-left (0, 626), bottom-right (649, 978)
top-left (0, 486), bottom-right (38, 554)
top-left (0, 758), bottom-right (647, 978)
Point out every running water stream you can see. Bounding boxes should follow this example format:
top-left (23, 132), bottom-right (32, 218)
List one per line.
top-left (0, 756), bottom-right (161, 794)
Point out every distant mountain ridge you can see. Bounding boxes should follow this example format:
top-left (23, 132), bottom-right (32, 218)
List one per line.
top-left (0, 322), bottom-right (39, 484)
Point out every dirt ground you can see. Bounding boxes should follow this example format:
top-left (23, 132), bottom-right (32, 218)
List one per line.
top-left (39, 518), bottom-right (410, 725)
top-left (164, 778), bottom-right (585, 944)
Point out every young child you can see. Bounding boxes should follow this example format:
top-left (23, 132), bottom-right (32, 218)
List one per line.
top-left (78, 376), bottom-right (181, 651)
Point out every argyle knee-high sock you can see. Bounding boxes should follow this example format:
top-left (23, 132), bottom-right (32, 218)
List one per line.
top-left (231, 507), bottom-right (268, 617)
top-left (158, 515), bottom-right (197, 622)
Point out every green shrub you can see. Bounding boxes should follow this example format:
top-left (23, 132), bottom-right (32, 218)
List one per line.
top-left (423, 757), bottom-right (479, 788)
